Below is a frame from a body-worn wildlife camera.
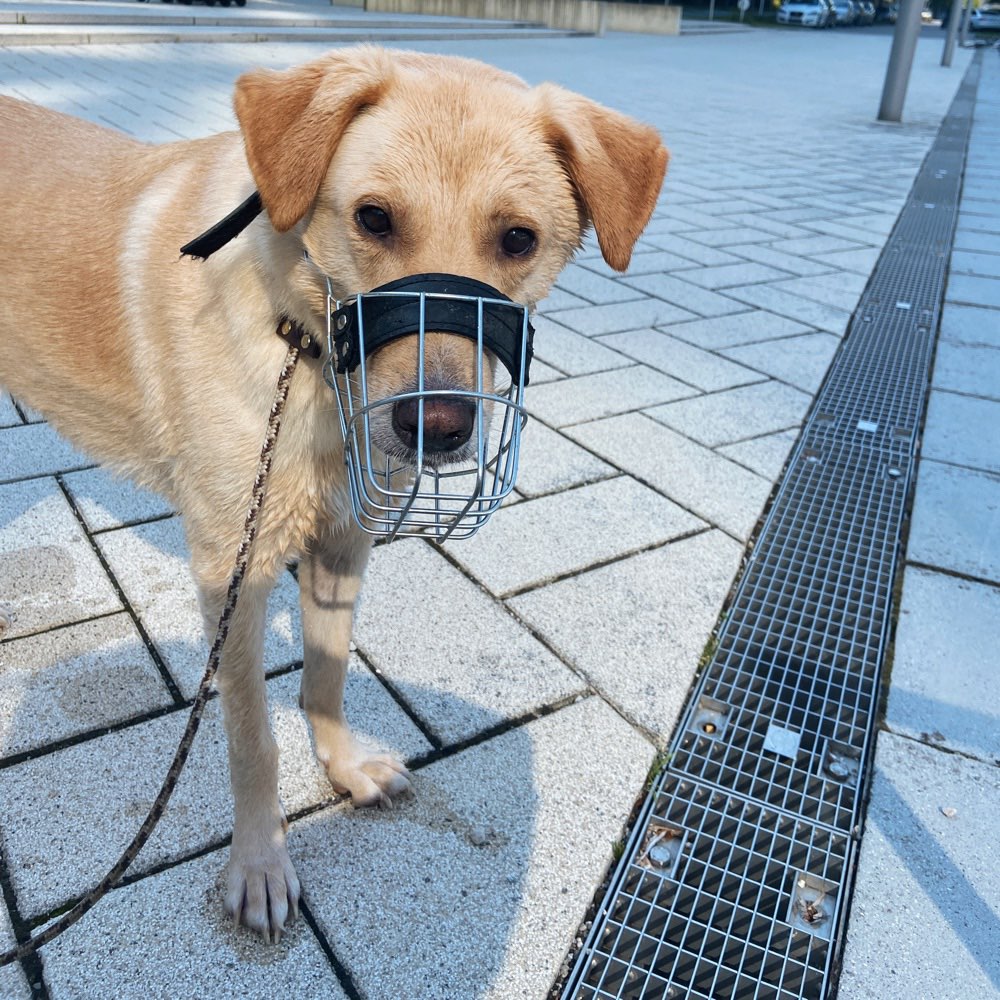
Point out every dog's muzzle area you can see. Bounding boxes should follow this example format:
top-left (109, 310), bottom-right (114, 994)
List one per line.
top-left (323, 273), bottom-right (534, 541)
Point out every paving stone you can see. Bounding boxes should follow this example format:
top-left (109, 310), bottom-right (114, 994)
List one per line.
top-left (535, 286), bottom-right (589, 313)
top-left (0, 478), bottom-right (121, 640)
top-left (96, 517), bottom-right (302, 698)
top-left (620, 273), bottom-right (747, 318)
top-left (946, 272), bottom-right (1000, 309)
top-left (931, 341), bottom-right (1000, 401)
top-left (546, 298), bottom-right (696, 337)
top-left (0, 392), bottom-right (21, 428)
top-left (721, 331), bottom-right (840, 392)
top-left (679, 226), bottom-right (775, 248)
top-left (39, 848), bottom-right (348, 1000)
top-left (510, 531), bottom-right (742, 740)
top-left (598, 329), bottom-right (765, 392)
top-left (554, 262), bottom-right (643, 304)
top-left (907, 460), bottom-right (1000, 584)
top-left (676, 261), bottom-right (786, 289)
top-left (953, 228), bottom-right (1000, 255)
top-left (0, 919), bottom-right (29, 1000)
top-left (646, 380), bottom-right (812, 448)
top-left (531, 315), bottom-right (631, 376)
top-left (0, 614), bottom-right (172, 758)
top-left (526, 365), bottom-right (693, 428)
top-left (811, 246), bottom-right (882, 274)
top-left (958, 212), bottom-right (1000, 235)
top-left (887, 568), bottom-right (1000, 762)
top-left (642, 235), bottom-right (744, 267)
top-left (448, 476), bottom-right (704, 597)
top-left (514, 419), bottom-right (616, 499)
top-left (354, 540), bottom-right (583, 744)
top-left (732, 243), bottom-right (834, 277)
top-left (61, 466), bottom-right (174, 532)
top-left (293, 696), bottom-right (654, 1000)
top-left (0, 665), bottom-right (428, 919)
top-left (769, 270), bottom-right (868, 311)
top-left (661, 310), bottom-right (814, 349)
top-left (611, 249), bottom-right (703, 274)
top-left (767, 234), bottom-right (863, 256)
top-left (723, 283), bottom-right (852, 335)
top-left (839, 732), bottom-right (1000, 1000)
top-left (939, 302), bottom-right (1000, 349)
top-left (567, 413), bottom-right (771, 539)
top-left (0, 422), bottom-right (93, 484)
top-left (718, 428), bottom-right (799, 480)
top-left (950, 250), bottom-right (1000, 279)
top-left (921, 390), bottom-right (1000, 474)
top-left (526, 358), bottom-right (563, 384)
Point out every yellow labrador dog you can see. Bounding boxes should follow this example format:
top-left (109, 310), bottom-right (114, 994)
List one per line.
top-left (0, 46), bottom-right (667, 939)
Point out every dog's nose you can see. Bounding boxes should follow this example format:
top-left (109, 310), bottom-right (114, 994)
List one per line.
top-left (392, 397), bottom-right (476, 453)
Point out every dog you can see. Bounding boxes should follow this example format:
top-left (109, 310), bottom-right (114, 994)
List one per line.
top-left (0, 46), bottom-right (667, 940)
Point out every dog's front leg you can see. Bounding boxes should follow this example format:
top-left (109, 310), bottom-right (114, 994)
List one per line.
top-left (299, 529), bottom-right (412, 807)
top-left (197, 571), bottom-right (300, 941)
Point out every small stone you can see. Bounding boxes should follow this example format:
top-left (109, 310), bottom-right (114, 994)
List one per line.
top-left (939, 806), bottom-right (957, 819)
top-left (469, 825), bottom-right (490, 847)
top-left (0, 607), bottom-right (12, 636)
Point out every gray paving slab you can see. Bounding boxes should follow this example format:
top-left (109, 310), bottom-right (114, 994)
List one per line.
top-left (953, 228), bottom-right (1000, 256)
top-left (446, 476), bottom-right (705, 598)
top-left (646, 379), bottom-right (812, 448)
top-left (610, 250), bottom-right (704, 275)
top-left (0, 392), bottom-right (21, 428)
top-left (535, 286), bottom-right (588, 314)
top-left (61, 465), bottom-right (173, 532)
top-left (513, 420), bottom-right (616, 499)
top-left (660, 310), bottom-right (815, 350)
top-left (921, 390), bottom-right (1000, 474)
top-left (39, 848), bottom-right (349, 1000)
top-left (568, 412), bottom-right (772, 539)
top-left (620, 273), bottom-right (746, 318)
top-left (718, 428), bottom-right (799, 480)
top-left (951, 250), bottom-right (1000, 279)
top-left (939, 302), bottom-right (1000, 349)
top-left (722, 282), bottom-right (852, 335)
top-left (0, 613), bottom-right (172, 757)
top-left (677, 225), bottom-right (775, 249)
top-left (544, 298), bottom-right (697, 337)
top-left (0, 477), bottom-right (121, 640)
top-left (597, 329), bottom-right (765, 393)
top-left (839, 732), bottom-right (1000, 1000)
top-left (531, 315), bottom-right (632, 376)
top-left (95, 516), bottom-right (302, 698)
top-left (769, 270), bottom-right (868, 311)
top-left (732, 243), bottom-right (835, 277)
top-left (720, 331), bottom-right (840, 393)
top-left (946, 272), bottom-right (1000, 309)
top-left (510, 531), bottom-right (742, 740)
top-left (0, 421), bottom-right (93, 484)
top-left (0, 906), bottom-right (31, 1000)
top-left (293, 695), bottom-right (654, 1000)
top-left (554, 262), bottom-right (644, 305)
top-left (353, 540), bottom-right (583, 744)
top-left (0, 665), bottom-right (428, 918)
top-left (675, 261), bottom-right (786, 289)
top-left (767, 234), bottom-right (863, 257)
top-left (525, 365), bottom-right (694, 428)
top-left (643, 235), bottom-right (744, 268)
top-left (810, 245), bottom-right (882, 275)
top-left (931, 341), bottom-right (1000, 402)
top-left (907, 460), bottom-right (1000, 584)
top-left (887, 568), bottom-right (1000, 763)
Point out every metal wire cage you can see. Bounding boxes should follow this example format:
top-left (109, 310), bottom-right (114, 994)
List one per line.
top-left (322, 277), bottom-right (531, 542)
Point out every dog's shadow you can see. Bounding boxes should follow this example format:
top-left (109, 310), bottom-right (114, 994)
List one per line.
top-left (0, 489), bottom-right (558, 998)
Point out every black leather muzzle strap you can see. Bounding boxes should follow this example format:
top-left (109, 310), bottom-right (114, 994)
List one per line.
top-left (330, 273), bottom-right (534, 385)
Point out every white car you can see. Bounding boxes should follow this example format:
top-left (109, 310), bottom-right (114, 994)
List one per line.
top-left (777, 0), bottom-right (832, 26)
top-left (970, 3), bottom-right (1000, 28)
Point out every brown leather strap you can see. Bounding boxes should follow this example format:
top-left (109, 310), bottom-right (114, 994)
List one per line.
top-left (275, 316), bottom-right (321, 359)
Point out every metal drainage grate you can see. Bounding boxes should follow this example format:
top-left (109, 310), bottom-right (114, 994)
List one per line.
top-left (562, 58), bottom-right (980, 1000)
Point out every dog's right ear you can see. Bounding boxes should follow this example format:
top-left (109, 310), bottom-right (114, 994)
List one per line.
top-left (234, 49), bottom-right (390, 233)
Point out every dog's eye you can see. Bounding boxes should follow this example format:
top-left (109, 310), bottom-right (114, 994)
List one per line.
top-left (357, 205), bottom-right (392, 237)
top-left (501, 228), bottom-right (536, 257)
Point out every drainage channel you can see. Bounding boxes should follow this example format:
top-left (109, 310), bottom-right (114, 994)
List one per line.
top-left (561, 58), bottom-right (980, 1000)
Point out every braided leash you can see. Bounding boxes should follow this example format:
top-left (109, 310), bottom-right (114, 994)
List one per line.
top-left (0, 344), bottom-right (301, 969)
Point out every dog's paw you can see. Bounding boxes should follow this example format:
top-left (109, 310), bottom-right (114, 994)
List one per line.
top-left (225, 832), bottom-right (301, 943)
top-left (316, 732), bottom-right (412, 808)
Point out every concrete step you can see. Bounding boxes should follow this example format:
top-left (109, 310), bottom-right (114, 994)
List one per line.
top-left (0, 20), bottom-right (584, 43)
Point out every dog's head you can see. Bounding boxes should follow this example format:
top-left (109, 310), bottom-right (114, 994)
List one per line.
top-left (234, 47), bottom-right (668, 465)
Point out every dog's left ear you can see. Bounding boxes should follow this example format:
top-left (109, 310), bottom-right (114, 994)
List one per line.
top-left (234, 49), bottom-right (390, 233)
top-left (537, 85), bottom-right (668, 272)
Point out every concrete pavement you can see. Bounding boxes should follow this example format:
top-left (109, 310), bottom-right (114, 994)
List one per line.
top-left (0, 12), bottom-right (990, 999)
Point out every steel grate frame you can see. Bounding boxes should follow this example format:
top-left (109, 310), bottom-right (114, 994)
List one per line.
top-left (562, 58), bottom-right (980, 1000)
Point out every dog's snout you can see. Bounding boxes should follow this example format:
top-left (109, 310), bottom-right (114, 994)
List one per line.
top-left (392, 397), bottom-right (476, 454)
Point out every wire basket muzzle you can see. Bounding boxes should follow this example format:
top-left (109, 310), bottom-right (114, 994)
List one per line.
top-left (323, 273), bottom-right (534, 542)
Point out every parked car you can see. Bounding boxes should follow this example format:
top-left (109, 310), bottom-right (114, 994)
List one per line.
top-left (777, 0), bottom-right (833, 26)
top-left (970, 3), bottom-right (1000, 28)
top-left (832, 0), bottom-right (858, 22)
top-left (854, 0), bottom-right (876, 23)
top-left (874, 1), bottom-right (898, 20)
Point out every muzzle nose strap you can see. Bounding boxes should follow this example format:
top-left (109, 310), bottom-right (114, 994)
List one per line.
top-left (331, 272), bottom-right (534, 385)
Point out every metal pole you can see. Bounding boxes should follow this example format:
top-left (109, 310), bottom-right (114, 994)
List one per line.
top-left (942, 0), bottom-right (962, 63)
top-left (959, 0), bottom-right (971, 45)
top-left (877, 0), bottom-right (924, 122)
top-left (709, 0), bottom-right (716, 21)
